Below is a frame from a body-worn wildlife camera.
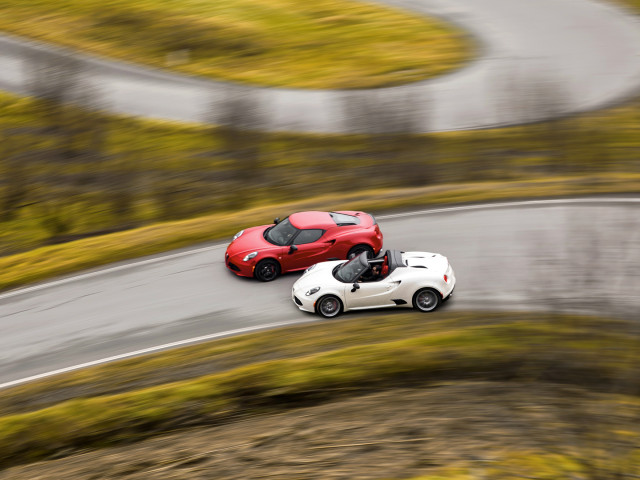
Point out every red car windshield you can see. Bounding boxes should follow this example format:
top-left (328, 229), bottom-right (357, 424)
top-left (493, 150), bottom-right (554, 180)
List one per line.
top-left (265, 218), bottom-right (300, 246)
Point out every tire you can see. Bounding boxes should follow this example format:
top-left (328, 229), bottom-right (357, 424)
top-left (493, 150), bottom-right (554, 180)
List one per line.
top-left (254, 259), bottom-right (281, 282)
top-left (316, 295), bottom-right (343, 318)
top-left (412, 288), bottom-right (441, 313)
top-left (347, 244), bottom-right (374, 260)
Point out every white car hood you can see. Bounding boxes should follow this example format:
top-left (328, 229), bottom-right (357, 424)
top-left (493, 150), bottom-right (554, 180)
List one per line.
top-left (294, 260), bottom-right (344, 291)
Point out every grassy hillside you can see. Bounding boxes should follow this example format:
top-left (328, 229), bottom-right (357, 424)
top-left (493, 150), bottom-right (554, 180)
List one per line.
top-left (0, 312), bottom-right (638, 475)
top-left (0, 0), bottom-right (471, 89)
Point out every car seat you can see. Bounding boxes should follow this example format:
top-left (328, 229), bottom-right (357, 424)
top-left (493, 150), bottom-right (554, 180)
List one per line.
top-left (381, 255), bottom-right (389, 277)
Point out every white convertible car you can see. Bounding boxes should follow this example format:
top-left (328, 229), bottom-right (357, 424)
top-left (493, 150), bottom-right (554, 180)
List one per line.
top-left (292, 249), bottom-right (455, 318)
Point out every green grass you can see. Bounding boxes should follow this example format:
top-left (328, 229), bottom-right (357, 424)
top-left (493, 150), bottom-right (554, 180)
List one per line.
top-left (0, 311), bottom-right (590, 416)
top-left (0, 312), bottom-right (639, 469)
top-left (0, 0), bottom-right (472, 89)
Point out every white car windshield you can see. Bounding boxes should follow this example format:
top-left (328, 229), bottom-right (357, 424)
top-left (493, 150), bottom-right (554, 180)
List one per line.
top-left (265, 218), bottom-right (299, 246)
top-left (334, 254), bottom-right (369, 283)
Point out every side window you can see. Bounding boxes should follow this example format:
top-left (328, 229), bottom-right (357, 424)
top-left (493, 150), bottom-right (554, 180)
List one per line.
top-left (293, 229), bottom-right (324, 245)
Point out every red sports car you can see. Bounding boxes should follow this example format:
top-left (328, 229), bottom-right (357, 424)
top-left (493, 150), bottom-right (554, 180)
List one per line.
top-left (225, 211), bottom-right (383, 281)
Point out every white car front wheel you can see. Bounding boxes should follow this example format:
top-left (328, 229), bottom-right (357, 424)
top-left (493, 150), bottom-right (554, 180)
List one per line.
top-left (413, 288), bottom-right (441, 313)
top-left (316, 295), bottom-right (343, 318)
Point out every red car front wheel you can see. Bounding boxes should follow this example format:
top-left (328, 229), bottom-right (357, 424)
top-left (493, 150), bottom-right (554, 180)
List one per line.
top-left (255, 259), bottom-right (281, 282)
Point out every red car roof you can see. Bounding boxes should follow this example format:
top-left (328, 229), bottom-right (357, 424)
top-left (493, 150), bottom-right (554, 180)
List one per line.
top-left (289, 211), bottom-right (335, 229)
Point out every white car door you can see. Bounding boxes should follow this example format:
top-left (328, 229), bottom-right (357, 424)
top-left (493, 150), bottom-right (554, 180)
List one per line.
top-left (344, 276), bottom-right (402, 310)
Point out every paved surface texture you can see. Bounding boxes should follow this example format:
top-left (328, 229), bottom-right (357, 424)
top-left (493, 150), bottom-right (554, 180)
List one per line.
top-left (0, 0), bottom-right (639, 132)
top-left (1, 199), bottom-right (639, 387)
top-left (1, 1), bottom-right (640, 385)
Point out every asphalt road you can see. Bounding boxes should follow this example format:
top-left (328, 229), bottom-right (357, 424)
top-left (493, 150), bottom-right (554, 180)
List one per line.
top-left (0, 1), bottom-right (639, 388)
top-left (1, 198), bottom-right (639, 388)
top-left (0, 0), bottom-right (639, 132)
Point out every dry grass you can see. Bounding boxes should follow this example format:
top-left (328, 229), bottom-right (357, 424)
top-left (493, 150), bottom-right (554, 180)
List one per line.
top-left (0, 0), bottom-right (472, 88)
top-left (0, 312), bottom-right (639, 470)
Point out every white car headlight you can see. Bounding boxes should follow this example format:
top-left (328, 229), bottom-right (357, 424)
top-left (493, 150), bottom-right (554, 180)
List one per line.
top-left (304, 264), bottom-right (317, 274)
top-left (305, 286), bottom-right (321, 296)
top-left (243, 252), bottom-right (258, 262)
top-left (233, 230), bottom-right (244, 241)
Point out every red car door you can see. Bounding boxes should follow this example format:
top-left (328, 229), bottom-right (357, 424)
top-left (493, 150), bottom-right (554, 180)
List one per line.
top-left (285, 229), bottom-right (334, 271)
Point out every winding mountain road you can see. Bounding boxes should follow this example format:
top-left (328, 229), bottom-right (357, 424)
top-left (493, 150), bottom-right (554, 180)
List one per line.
top-left (1, 198), bottom-right (639, 388)
top-left (0, 0), bottom-right (639, 132)
top-left (0, 1), bottom-right (639, 388)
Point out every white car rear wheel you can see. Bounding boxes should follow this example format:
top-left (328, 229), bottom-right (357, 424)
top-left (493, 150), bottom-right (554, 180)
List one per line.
top-left (316, 295), bottom-right (343, 318)
top-left (413, 288), bottom-right (441, 313)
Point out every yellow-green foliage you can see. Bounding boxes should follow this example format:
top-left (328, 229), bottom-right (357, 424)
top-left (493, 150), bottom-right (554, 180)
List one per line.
top-left (0, 0), bottom-right (471, 88)
top-left (400, 448), bottom-right (640, 480)
top-left (611, 0), bottom-right (640, 10)
top-left (402, 473), bottom-right (473, 480)
top-left (0, 313), bottom-right (638, 468)
top-left (0, 312), bottom-right (494, 415)
top-left (1, 85), bottom-right (639, 260)
top-left (1, 173), bottom-right (640, 292)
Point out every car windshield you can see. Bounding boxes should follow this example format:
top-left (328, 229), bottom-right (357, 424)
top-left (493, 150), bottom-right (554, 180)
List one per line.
top-left (334, 254), bottom-right (369, 283)
top-left (265, 218), bottom-right (299, 246)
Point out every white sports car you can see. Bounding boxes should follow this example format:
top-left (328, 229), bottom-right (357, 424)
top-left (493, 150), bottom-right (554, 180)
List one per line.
top-left (292, 249), bottom-right (455, 318)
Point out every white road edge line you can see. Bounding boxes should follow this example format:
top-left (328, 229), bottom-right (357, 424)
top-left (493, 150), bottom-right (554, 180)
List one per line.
top-left (0, 243), bottom-right (227, 300)
top-left (2, 197), bottom-right (638, 302)
top-left (376, 197), bottom-right (640, 220)
top-left (0, 319), bottom-right (314, 390)
top-left (2, 197), bottom-right (639, 389)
